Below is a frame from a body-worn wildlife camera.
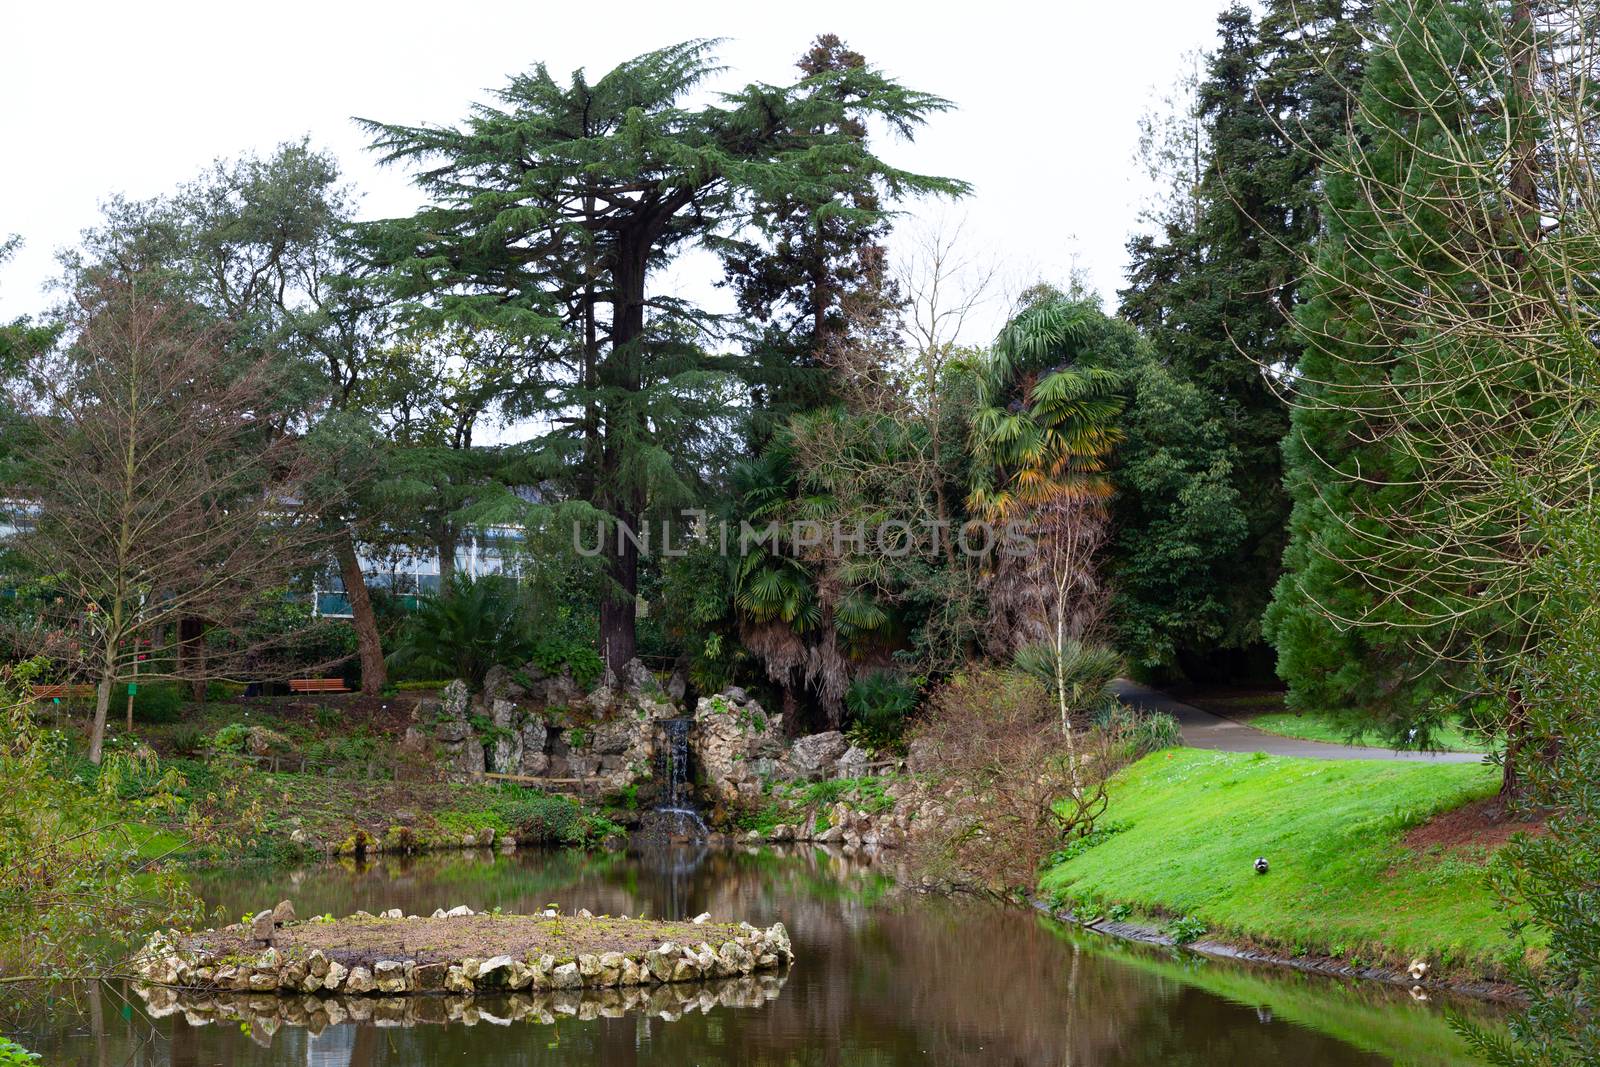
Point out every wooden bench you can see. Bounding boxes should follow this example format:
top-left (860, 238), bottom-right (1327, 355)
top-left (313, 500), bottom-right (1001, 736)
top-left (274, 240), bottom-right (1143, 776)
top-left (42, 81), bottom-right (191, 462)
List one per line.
top-left (289, 678), bottom-right (350, 694)
top-left (32, 683), bottom-right (96, 701)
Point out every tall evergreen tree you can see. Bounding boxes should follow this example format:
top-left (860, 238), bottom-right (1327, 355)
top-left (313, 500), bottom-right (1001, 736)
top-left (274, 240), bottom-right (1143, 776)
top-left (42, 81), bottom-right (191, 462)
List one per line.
top-left (1266, 0), bottom-right (1545, 755)
top-left (1119, 0), bottom-right (1373, 678)
top-left (357, 40), bottom-right (964, 669)
top-left (720, 34), bottom-right (907, 440)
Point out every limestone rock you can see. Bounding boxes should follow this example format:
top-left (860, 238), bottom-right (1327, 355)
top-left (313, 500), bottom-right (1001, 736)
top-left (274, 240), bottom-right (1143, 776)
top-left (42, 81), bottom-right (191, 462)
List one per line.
top-left (788, 731), bottom-right (849, 781)
top-left (410, 962), bottom-right (448, 992)
top-left (373, 960), bottom-right (407, 994)
top-left (836, 744), bottom-right (871, 780)
top-left (441, 679), bottom-right (471, 718)
top-left (271, 900), bottom-right (295, 926)
top-left (344, 966), bottom-right (375, 994)
top-left (694, 690), bottom-right (785, 804)
top-left (250, 910), bottom-right (275, 944)
top-left (520, 716), bottom-right (550, 776)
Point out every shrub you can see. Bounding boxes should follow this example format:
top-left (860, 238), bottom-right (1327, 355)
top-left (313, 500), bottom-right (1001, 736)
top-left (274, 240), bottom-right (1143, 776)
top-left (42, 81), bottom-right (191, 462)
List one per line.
top-left (131, 681), bottom-right (186, 724)
top-left (905, 668), bottom-right (1116, 893)
top-left (501, 793), bottom-right (590, 847)
top-left (1166, 916), bottom-right (1207, 946)
top-left (844, 671), bottom-right (919, 750)
top-left (1010, 639), bottom-right (1122, 717)
top-left (387, 575), bottom-right (533, 688)
top-left (0, 1037), bottom-right (39, 1066)
top-left (167, 724), bottom-right (207, 758)
top-left (1094, 705), bottom-right (1182, 761)
top-left (527, 634), bottom-right (604, 691)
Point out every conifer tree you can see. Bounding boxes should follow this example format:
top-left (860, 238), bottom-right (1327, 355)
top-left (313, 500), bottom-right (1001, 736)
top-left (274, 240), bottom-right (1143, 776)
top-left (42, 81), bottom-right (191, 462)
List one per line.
top-left (357, 40), bottom-right (964, 669)
top-left (1119, 1), bottom-right (1373, 676)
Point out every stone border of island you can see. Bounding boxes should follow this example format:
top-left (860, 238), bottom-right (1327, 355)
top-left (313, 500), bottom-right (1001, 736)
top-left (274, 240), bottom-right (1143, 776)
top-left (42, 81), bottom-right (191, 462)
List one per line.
top-left (133, 902), bottom-right (793, 997)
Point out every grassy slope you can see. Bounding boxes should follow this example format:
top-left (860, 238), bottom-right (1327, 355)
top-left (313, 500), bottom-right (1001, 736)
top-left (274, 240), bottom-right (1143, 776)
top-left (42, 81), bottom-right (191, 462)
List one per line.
top-left (1042, 749), bottom-right (1516, 972)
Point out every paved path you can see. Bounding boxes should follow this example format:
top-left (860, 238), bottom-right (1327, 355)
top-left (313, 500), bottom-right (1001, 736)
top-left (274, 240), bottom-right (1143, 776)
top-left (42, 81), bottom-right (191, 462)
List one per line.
top-left (1113, 680), bottom-right (1484, 764)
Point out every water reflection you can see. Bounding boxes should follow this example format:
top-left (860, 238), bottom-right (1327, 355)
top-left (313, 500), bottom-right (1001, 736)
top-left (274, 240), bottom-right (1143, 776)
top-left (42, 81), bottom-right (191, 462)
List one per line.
top-left (15, 844), bottom-right (1501, 1065)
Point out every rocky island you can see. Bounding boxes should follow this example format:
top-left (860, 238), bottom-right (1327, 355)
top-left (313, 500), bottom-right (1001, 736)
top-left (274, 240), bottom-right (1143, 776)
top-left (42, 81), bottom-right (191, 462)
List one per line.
top-left (135, 902), bottom-right (793, 997)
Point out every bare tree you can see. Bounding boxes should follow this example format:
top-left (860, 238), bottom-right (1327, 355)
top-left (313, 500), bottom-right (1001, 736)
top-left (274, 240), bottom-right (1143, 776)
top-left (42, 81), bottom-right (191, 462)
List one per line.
top-left (5, 275), bottom-right (338, 763)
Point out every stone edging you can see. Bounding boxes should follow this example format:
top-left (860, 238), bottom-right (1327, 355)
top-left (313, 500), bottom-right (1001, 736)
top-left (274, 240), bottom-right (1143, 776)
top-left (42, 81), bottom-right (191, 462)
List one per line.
top-left (135, 913), bottom-right (793, 997)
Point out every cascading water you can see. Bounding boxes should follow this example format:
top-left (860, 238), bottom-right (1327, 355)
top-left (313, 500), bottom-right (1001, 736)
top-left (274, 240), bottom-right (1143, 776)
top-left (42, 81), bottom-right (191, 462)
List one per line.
top-left (650, 718), bottom-right (708, 838)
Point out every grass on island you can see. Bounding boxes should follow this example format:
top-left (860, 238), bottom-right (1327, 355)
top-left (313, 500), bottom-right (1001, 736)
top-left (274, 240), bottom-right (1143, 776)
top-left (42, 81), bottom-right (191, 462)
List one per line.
top-left (1189, 692), bottom-right (1490, 754)
top-left (1042, 748), bottom-right (1520, 974)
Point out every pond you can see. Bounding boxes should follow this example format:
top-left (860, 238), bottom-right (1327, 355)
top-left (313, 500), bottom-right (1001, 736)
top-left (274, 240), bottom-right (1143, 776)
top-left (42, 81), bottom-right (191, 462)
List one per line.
top-left (15, 844), bottom-right (1500, 1065)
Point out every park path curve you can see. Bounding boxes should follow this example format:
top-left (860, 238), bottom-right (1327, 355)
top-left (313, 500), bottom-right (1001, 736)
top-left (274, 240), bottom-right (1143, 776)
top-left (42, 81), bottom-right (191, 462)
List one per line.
top-left (1113, 680), bottom-right (1485, 764)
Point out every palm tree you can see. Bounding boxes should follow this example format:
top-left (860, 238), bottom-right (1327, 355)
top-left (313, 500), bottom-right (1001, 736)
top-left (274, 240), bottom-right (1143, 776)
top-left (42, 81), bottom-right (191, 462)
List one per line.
top-left (967, 297), bottom-right (1126, 523)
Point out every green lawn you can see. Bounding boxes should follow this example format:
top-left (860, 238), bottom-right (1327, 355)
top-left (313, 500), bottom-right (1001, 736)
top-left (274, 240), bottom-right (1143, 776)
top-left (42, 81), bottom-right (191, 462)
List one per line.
top-left (1042, 748), bottom-right (1519, 973)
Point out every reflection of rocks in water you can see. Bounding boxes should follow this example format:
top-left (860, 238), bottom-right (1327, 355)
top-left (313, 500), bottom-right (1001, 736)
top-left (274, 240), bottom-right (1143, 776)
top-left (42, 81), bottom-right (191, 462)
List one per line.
top-left (636, 809), bottom-right (710, 843)
top-left (134, 972), bottom-right (788, 1046)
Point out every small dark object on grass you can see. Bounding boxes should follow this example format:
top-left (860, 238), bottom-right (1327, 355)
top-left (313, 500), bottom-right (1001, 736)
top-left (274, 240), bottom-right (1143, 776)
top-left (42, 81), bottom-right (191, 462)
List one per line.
top-left (1254, 856), bottom-right (1269, 874)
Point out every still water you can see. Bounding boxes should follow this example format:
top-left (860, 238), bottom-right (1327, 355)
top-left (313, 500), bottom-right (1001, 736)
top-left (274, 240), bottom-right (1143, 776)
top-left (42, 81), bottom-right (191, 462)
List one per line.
top-left (17, 844), bottom-right (1499, 1065)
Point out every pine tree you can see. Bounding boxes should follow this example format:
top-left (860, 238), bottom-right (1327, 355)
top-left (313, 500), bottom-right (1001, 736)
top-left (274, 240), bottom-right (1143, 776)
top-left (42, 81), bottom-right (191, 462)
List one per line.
top-left (720, 35), bottom-right (907, 441)
top-left (1119, 0), bottom-right (1373, 677)
top-left (357, 40), bottom-right (964, 669)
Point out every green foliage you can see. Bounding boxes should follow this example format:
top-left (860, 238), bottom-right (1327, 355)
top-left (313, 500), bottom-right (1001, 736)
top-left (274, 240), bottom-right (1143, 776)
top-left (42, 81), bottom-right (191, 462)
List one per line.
top-left (130, 681), bottom-right (185, 724)
top-left (167, 725), bottom-right (207, 758)
top-left (387, 574), bottom-right (532, 688)
top-left (0, 1037), bottom-right (38, 1066)
top-left (1094, 324), bottom-right (1249, 677)
top-left (1457, 515), bottom-right (1600, 1065)
top-left (843, 672), bottom-right (918, 749)
top-left (1011, 639), bottom-right (1121, 712)
top-left (1119, 2), bottom-right (1373, 672)
top-left (527, 634), bottom-right (603, 691)
top-left (498, 791), bottom-right (618, 848)
top-left (206, 723), bottom-right (253, 755)
top-left (1093, 706), bottom-right (1182, 761)
top-left (0, 660), bottom-right (204, 977)
top-left (1167, 915), bottom-right (1208, 946)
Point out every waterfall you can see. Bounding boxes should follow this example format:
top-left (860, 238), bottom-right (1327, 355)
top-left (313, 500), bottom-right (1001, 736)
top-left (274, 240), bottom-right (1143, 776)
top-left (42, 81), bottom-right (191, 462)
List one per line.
top-left (651, 717), bottom-right (707, 838)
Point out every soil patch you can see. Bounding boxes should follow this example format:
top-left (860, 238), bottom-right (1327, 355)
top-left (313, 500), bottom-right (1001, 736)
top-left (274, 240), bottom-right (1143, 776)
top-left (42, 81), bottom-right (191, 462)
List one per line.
top-left (1404, 795), bottom-right (1543, 854)
top-left (192, 913), bottom-right (742, 969)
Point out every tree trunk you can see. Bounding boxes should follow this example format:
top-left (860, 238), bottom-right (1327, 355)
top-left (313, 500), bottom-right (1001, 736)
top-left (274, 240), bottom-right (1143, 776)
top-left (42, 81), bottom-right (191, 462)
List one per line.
top-left (437, 523), bottom-right (457, 595)
top-left (89, 674), bottom-right (112, 766)
top-left (599, 509), bottom-right (639, 671)
top-left (1500, 686), bottom-right (1527, 800)
top-left (596, 233), bottom-right (651, 672)
top-left (334, 528), bottom-right (386, 695)
top-left (178, 616), bottom-right (206, 703)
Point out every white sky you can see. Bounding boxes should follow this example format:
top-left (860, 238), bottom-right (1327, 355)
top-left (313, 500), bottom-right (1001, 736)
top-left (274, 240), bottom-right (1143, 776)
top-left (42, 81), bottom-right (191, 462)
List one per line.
top-left (0, 0), bottom-right (1230, 344)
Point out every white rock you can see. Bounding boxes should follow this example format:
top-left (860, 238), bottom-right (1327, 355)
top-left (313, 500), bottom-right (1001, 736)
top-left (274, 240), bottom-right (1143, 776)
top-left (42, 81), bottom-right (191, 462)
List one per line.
top-left (691, 912), bottom-right (711, 924)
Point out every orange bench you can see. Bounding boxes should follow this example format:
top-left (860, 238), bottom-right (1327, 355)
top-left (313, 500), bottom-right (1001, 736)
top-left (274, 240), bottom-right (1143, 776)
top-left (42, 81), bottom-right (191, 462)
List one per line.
top-left (32, 683), bottom-right (97, 701)
top-left (289, 678), bottom-right (350, 694)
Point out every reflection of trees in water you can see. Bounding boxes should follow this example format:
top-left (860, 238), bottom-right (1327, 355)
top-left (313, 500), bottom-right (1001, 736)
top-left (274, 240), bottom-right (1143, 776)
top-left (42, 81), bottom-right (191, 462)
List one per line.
top-left (14, 848), bottom-right (1449, 1066)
